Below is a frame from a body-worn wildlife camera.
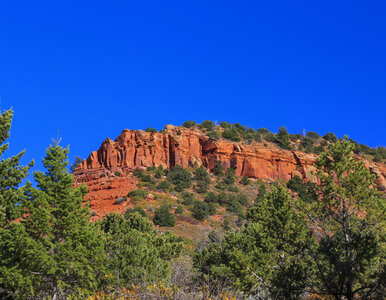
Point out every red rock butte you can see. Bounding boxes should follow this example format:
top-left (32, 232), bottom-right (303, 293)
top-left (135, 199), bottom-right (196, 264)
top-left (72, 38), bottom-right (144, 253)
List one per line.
top-left (75, 125), bottom-right (386, 191)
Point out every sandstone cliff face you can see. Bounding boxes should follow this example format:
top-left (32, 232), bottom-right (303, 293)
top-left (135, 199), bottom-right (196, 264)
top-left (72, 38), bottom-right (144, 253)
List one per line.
top-left (75, 126), bottom-right (386, 190)
top-left (76, 126), bottom-right (315, 182)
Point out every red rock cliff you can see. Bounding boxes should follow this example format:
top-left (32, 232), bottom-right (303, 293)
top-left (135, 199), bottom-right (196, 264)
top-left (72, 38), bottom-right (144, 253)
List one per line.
top-left (75, 126), bottom-right (386, 190)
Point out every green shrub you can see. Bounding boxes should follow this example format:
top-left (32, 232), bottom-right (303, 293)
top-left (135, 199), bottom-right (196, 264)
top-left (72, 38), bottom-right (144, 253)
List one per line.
top-left (276, 126), bottom-right (292, 150)
top-left (128, 189), bottom-right (148, 199)
top-left (167, 166), bottom-right (192, 192)
top-left (175, 205), bottom-right (184, 215)
top-left (323, 132), bottom-right (337, 143)
top-left (212, 160), bottom-right (224, 176)
top-left (153, 202), bottom-right (176, 227)
top-left (306, 131), bottom-right (319, 139)
top-left (145, 127), bottom-right (157, 133)
top-left (182, 120), bottom-right (196, 128)
top-left (207, 130), bottom-right (220, 139)
top-left (222, 126), bottom-right (241, 142)
top-left (133, 168), bottom-right (145, 178)
top-left (199, 120), bottom-right (215, 131)
top-left (181, 192), bottom-right (196, 206)
top-left (154, 169), bottom-right (163, 179)
top-left (114, 171), bottom-right (122, 177)
top-left (191, 201), bottom-right (216, 221)
top-left (227, 185), bottom-right (239, 193)
top-left (157, 180), bottom-right (172, 192)
top-left (223, 167), bottom-right (236, 185)
top-left (240, 176), bottom-right (250, 185)
top-left (204, 192), bottom-right (218, 203)
top-left (125, 207), bottom-right (147, 217)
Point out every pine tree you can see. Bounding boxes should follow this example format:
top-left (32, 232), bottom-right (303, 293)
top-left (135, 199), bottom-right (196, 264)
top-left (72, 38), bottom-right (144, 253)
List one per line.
top-left (0, 108), bottom-right (34, 299)
top-left (0, 108), bottom-right (33, 227)
top-left (195, 184), bottom-right (312, 298)
top-left (299, 138), bottom-right (385, 299)
top-left (1, 141), bottom-right (105, 298)
top-left (101, 212), bottom-right (182, 287)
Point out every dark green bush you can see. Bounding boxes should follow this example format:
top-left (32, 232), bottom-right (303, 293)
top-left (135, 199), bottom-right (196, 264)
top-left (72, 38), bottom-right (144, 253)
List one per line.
top-left (133, 168), bottom-right (145, 178)
top-left (181, 192), bottom-right (196, 206)
top-left (223, 167), bottom-right (236, 185)
top-left (128, 189), bottom-right (148, 199)
top-left (240, 176), bottom-right (250, 185)
top-left (157, 180), bottom-right (172, 192)
top-left (125, 207), bottom-right (147, 217)
top-left (212, 160), bottom-right (224, 176)
top-left (153, 202), bottom-right (176, 227)
top-left (145, 127), bottom-right (157, 133)
top-left (306, 131), bottom-right (319, 139)
top-left (199, 120), bottom-right (215, 131)
top-left (167, 166), bottom-right (192, 192)
top-left (191, 201), bottom-right (216, 221)
top-left (175, 205), bottom-right (184, 215)
top-left (323, 132), bottom-right (337, 143)
top-left (182, 120), bottom-right (197, 128)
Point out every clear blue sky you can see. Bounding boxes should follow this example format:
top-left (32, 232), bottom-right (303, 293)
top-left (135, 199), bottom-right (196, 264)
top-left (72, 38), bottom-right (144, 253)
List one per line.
top-left (0, 0), bottom-right (385, 171)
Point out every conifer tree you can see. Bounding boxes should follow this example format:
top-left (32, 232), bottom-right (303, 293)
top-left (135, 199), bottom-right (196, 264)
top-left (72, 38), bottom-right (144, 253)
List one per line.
top-left (0, 108), bottom-right (33, 227)
top-left (299, 138), bottom-right (385, 299)
top-left (1, 141), bottom-right (105, 298)
top-left (0, 108), bottom-right (34, 298)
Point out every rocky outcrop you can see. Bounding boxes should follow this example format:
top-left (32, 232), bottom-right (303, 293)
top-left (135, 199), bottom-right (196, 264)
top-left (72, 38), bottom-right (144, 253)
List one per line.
top-left (75, 125), bottom-right (385, 190)
top-left (76, 126), bottom-right (316, 182)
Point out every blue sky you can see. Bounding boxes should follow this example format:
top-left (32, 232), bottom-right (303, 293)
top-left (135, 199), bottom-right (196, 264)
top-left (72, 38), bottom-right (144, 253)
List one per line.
top-left (0, 1), bottom-right (385, 171)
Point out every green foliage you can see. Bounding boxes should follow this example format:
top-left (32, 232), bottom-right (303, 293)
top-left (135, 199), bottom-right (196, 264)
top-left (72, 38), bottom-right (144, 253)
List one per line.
top-left (128, 189), bottom-right (148, 199)
top-left (193, 166), bottom-right (210, 193)
top-left (145, 126), bottom-right (157, 133)
top-left (182, 120), bottom-right (196, 128)
top-left (133, 167), bottom-right (145, 178)
top-left (223, 167), bottom-right (236, 185)
top-left (195, 185), bottom-right (312, 297)
top-left (240, 176), bottom-right (250, 185)
top-left (167, 166), bottom-right (192, 192)
top-left (114, 171), bottom-right (121, 177)
top-left (298, 138), bottom-right (385, 298)
top-left (287, 176), bottom-right (318, 203)
top-left (191, 200), bottom-right (216, 221)
top-left (101, 213), bottom-right (181, 287)
top-left (199, 120), bottom-right (215, 131)
top-left (0, 108), bottom-right (34, 227)
top-left (306, 131), bottom-right (319, 139)
top-left (222, 126), bottom-right (241, 142)
top-left (125, 206), bottom-right (147, 217)
top-left (207, 129), bottom-right (220, 139)
top-left (276, 126), bottom-right (292, 150)
top-left (175, 205), bottom-right (184, 215)
top-left (153, 202), bottom-right (176, 227)
top-left (157, 180), bottom-right (172, 192)
top-left (181, 192), bottom-right (196, 206)
top-left (70, 156), bottom-right (83, 173)
top-left (212, 160), bottom-right (224, 176)
top-left (323, 132), bottom-right (337, 143)
top-left (0, 142), bottom-right (105, 298)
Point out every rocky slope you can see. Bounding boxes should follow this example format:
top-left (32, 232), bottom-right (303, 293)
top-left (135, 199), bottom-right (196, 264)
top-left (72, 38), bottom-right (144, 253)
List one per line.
top-left (76, 126), bottom-right (319, 182)
top-left (75, 125), bottom-right (386, 189)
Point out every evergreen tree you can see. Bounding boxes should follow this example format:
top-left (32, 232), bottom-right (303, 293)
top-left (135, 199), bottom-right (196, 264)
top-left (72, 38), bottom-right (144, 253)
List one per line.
top-left (195, 185), bottom-right (312, 298)
top-left (153, 202), bottom-right (176, 227)
top-left (101, 212), bottom-right (182, 287)
top-left (299, 138), bottom-right (385, 299)
top-left (1, 142), bottom-right (105, 298)
top-left (0, 108), bottom-right (34, 227)
top-left (0, 108), bottom-right (34, 299)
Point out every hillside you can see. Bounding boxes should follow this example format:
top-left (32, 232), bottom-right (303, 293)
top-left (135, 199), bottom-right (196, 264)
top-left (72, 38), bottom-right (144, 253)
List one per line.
top-left (73, 123), bottom-right (386, 250)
